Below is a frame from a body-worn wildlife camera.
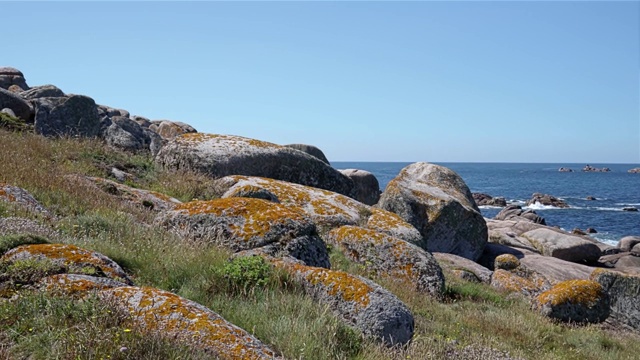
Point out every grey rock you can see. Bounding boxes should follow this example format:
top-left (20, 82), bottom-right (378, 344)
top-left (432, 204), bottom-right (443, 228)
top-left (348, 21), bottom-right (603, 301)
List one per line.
top-left (520, 228), bottom-right (602, 264)
top-left (472, 193), bottom-right (507, 207)
top-left (591, 269), bottom-right (640, 330)
top-left (1, 108), bottom-right (16, 117)
top-left (0, 87), bottom-right (33, 121)
top-left (377, 162), bottom-right (487, 261)
top-left (533, 279), bottom-right (610, 324)
top-left (98, 105), bottom-right (130, 119)
top-left (583, 165), bottom-right (611, 172)
top-left (0, 217), bottom-right (60, 240)
top-left (156, 134), bottom-right (355, 198)
top-left (0, 183), bottom-right (51, 217)
top-left (20, 85), bottom-right (65, 100)
top-left (103, 116), bottom-right (153, 152)
top-left (558, 167), bottom-right (573, 172)
top-left (494, 205), bottom-right (546, 225)
top-left (155, 120), bottom-right (197, 140)
top-left (433, 252), bottom-right (493, 283)
top-left (33, 95), bottom-right (101, 137)
top-left (628, 168), bottom-right (640, 174)
top-left (0, 67), bottom-right (29, 90)
top-left (586, 196), bottom-right (597, 201)
top-left (618, 236), bottom-right (640, 252)
top-left (519, 254), bottom-right (595, 284)
top-left (284, 143), bottom-right (330, 164)
top-left (338, 169), bottom-right (380, 205)
top-left (327, 225), bottom-right (445, 297)
top-left (526, 193), bottom-right (569, 208)
top-left (132, 115), bottom-right (151, 128)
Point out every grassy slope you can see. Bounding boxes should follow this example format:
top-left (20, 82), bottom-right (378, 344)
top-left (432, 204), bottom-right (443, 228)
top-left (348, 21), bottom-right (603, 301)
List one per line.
top-left (0, 129), bottom-right (639, 359)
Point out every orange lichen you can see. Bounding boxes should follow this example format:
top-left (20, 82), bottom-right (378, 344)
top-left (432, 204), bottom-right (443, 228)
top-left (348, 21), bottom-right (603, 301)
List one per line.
top-left (176, 133), bottom-right (281, 150)
top-left (42, 274), bottom-right (117, 295)
top-left (492, 269), bottom-right (545, 294)
top-left (104, 286), bottom-right (277, 359)
top-left (537, 280), bottom-right (604, 307)
top-left (494, 254), bottom-right (520, 270)
top-left (0, 188), bottom-right (17, 202)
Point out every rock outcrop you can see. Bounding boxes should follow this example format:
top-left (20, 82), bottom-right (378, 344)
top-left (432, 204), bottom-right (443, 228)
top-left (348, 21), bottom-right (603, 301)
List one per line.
top-left (33, 95), bottom-right (101, 137)
top-left (433, 252), bottom-right (493, 283)
top-left (20, 84), bottom-right (65, 100)
top-left (150, 120), bottom-right (197, 140)
top-left (155, 197), bottom-right (329, 268)
top-left (0, 183), bottom-right (51, 216)
top-left (533, 280), bottom-right (610, 324)
top-left (156, 134), bottom-right (355, 197)
top-left (326, 225), bottom-right (445, 297)
top-left (377, 162), bottom-right (487, 261)
top-left (619, 236), bottom-right (640, 252)
top-left (591, 269), bottom-right (640, 330)
top-left (338, 169), bottom-right (380, 205)
top-left (582, 165), bottom-right (611, 172)
top-left (284, 143), bottom-right (330, 164)
top-left (0, 87), bottom-right (33, 121)
top-left (520, 228), bottom-right (601, 264)
top-left (628, 168), bottom-right (640, 174)
top-left (526, 193), bottom-right (569, 208)
top-left (0, 67), bottom-right (29, 91)
top-left (558, 167), bottom-right (573, 172)
top-left (472, 193), bottom-right (507, 207)
top-left (494, 205), bottom-right (546, 225)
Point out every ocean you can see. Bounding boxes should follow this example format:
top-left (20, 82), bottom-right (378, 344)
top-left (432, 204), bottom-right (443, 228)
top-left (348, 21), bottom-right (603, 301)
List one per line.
top-left (333, 162), bottom-right (640, 246)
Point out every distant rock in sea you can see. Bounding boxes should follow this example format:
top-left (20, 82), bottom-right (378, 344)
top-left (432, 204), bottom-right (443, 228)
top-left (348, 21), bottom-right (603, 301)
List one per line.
top-left (582, 165), bottom-right (611, 172)
top-left (628, 168), bottom-right (640, 174)
top-left (472, 193), bottom-right (507, 207)
top-left (586, 196), bottom-right (596, 201)
top-left (622, 207), bottom-right (639, 212)
top-left (558, 167), bottom-right (573, 172)
top-left (526, 193), bottom-right (569, 208)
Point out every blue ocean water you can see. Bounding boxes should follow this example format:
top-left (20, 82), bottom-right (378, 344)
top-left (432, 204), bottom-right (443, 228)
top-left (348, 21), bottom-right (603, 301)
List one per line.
top-left (333, 162), bottom-right (640, 245)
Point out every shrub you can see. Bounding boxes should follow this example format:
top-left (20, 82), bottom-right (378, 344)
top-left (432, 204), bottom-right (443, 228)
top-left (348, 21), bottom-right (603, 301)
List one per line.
top-left (218, 256), bottom-right (272, 295)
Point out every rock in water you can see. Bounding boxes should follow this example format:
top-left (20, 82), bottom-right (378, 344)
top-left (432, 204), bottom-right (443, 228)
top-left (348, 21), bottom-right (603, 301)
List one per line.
top-left (155, 133), bottom-right (355, 198)
top-left (377, 162), bottom-right (487, 261)
top-left (494, 205), bottom-right (546, 224)
top-left (526, 193), bottom-right (569, 208)
top-left (472, 193), bottom-right (507, 207)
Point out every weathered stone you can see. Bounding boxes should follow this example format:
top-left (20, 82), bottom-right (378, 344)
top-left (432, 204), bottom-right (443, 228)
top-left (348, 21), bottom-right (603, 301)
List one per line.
top-left (155, 120), bottom-right (197, 140)
top-left (272, 258), bottom-right (414, 345)
top-left (495, 254), bottom-right (520, 270)
top-left (1, 108), bottom-right (16, 117)
top-left (526, 193), bottom-right (569, 208)
top-left (628, 168), bottom-right (640, 174)
top-left (519, 254), bottom-right (595, 284)
top-left (20, 85), bottom-right (65, 100)
top-left (490, 268), bottom-right (549, 297)
top-left (33, 95), bottom-right (101, 137)
top-left (619, 236), bottom-right (640, 252)
top-left (520, 228), bottom-right (602, 264)
top-left (472, 193), bottom-right (507, 207)
top-left (533, 279), bottom-right (610, 323)
top-left (583, 165), bottom-right (610, 172)
top-left (477, 243), bottom-right (532, 270)
top-left (1, 243), bottom-right (132, 285)
top-left (326, 226), bottom-right (445, 297)
top-left (591, 269), bottom-right (640, 330)
top-left (100, 286), bottom-right (280, 359)
top-left (558, 167), bottom-right (573, 172)
top-left (97, 105), bottom-right (130, 119)
top-left (0, 87), bottom-right (33, 121)
top-left (132, 115), bottom-right (152, 128)
top-left (0, 183), bottom-right (51, 217)
top-left (0, 217), bottom-right (59, 239)
top-left (377, 162), bottom-right (487, 261)
top-left (40, 274), bottom-right (128, 296)
top-left (494, 205), bottom-right (546, 225)
top-left (284, 143), bottom-right (330, 164)
top-left (433, 252), bottom-right (493, 284)
top-left (155, 134), bottom-right (354, 198)
top-left (155, 197), bottom-right (329, 268)
top-left (338, 169), bottom-right (380, 205)
top-left (0, 67), bottom-right (28, 90)
top-left (102, 116), bottom-right (154, 152)
top-left (365, 208), bottom-right (423, 244)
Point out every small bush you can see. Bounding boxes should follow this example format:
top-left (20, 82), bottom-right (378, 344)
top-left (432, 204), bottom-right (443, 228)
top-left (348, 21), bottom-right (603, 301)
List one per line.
top-left (216, 256), bottom-right (272, 295)
top-left (0, 113), bottom-right (31, 132)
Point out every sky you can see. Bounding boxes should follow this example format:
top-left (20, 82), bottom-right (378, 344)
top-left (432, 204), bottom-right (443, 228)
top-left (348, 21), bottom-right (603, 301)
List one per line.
top-left (3, 1), bottom-right (639, 163)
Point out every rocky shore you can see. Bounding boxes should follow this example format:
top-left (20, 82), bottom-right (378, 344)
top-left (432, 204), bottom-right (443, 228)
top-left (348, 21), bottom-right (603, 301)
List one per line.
top-left (2, 67), bottom-right (640, 357)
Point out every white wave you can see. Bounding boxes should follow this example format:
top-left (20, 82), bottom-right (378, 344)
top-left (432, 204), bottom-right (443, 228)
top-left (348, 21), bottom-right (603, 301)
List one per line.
top-left (616, 203), bottom-right (640, 206)
top-left (524, 201), bottom-right (564, 210)
top-left (568, 206), bottom-right (627, 211)
top-left (478, 205), bottom-right (504, 209)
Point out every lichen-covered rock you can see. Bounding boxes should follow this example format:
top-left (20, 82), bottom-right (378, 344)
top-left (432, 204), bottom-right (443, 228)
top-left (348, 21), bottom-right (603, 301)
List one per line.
top-left (0, 87), bottom-right (33, 121)
top-left (326, 226), bottom-right (445, 297)
top-left (20, 84), bottom-right (65, 100)
top-left (155, 197), bottom-right (329, 268)
top-left (155, 133), bottom-right (354, 197)
top-left (338, 169), bottom-right (380, 205)
top-left (591, 269), bottom-right (640, 330)
top-left (0, 67), bottom-right (29, 91)
top-left (0, 183), bottom-right (51, 217)
top-left (1, 244), bottom-right (133, 285)
top-left (490, 269), bottom-right (549, 297)
top-left (40, 273), bottom-right (128, 296)
top-left (495, 254), bottom-right (520, 270)
top-left (433, 252), bottom-right (493, 283)
top-left (283, 143), bottom-right (330, 164)
top-left (520, 228), bottom-right (601, 264)
top-left (99, 286), bottom-right (280, 359)
top-left (377, 162), bottom-right (487, 261)
top-left (155, 120), bottom-right (197, 140)
top-left (533, 280), bottom-right (609, 324)
top-left (33, 95), bottom-right (101, 137)
top-left (272, 258), bottom-right (414, 345)
top-left (72, 175), bottom-right (181, 211)
top-left (215, 175), bottom-right (421, 242)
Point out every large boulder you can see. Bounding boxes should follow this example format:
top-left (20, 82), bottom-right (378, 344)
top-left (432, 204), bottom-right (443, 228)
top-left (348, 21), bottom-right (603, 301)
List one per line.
top-left (102, 116), bottom-right (162, 153)
top-left (591, 269), bottom-right (640, 330)
top-left (618, 236), bottom-right (640, 252)
top-left (494, 205), bottom-right (546, 225)
top-left (153, 120), bottom-right (197, 140)
top-left (533, 279), bottom-right (610, 324)
top-left (33, 95), bottom-right (101, 137)
top-left (338, 169), bottom-right (380, 205)
top-left (0, 87), bottom-right (33, 121)
top-left (155, 134), bottom-right (354, 198)
top-left (490, 268), bottom-right (549, 298)
top-left (271, 258), bottom-right (414, 345)
top-left (20, 84), bottom-right (65, 100)
top-left (155, 197), bottom-right (329, 268)
top-left (213, 175), bottom-right (422, 243)
top-left (100, 286), bottom-right (280, 359)
top-left (377, 162), bottom-right (487, 261)
top-left (284, 143), bottom-right (330, 164)
top-left (326, 225), bottom-right (445, 297)
top-left (518, 255), bottom-right (595, 284)
top-left (433, 252), bottom-right (493, 284)
top-left (0, 67), bottom-right (28, 91)
top-left (520, 228), bottom-right (602, 264)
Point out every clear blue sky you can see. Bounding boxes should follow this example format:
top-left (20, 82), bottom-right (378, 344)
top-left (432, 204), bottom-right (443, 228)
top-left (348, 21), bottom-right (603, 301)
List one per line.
top-left (4, 1), bottom-right (639, 163)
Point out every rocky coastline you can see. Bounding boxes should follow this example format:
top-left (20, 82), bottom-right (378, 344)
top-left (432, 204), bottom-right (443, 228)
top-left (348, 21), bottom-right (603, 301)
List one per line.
top-left (2, 67), bottom-right (640, 357)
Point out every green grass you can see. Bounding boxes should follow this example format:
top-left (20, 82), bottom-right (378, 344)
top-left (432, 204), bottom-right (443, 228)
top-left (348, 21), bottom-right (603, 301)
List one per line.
top-left (1, 128), bottom-right (640, 359)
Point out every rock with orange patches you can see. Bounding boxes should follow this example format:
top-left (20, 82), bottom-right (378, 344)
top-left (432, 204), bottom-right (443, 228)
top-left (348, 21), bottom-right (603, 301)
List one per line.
top-left (377, 162), bottom-right (488, 261)
top-left (433, 252), bottom-right (493, 284)
top-left (215, 175), bottom-right (421, 243)
top-left (490, 269), bottom-right (549, 297)
top-left (591, 269), bottom-right (640, 330)
top-left (151, 120), bottom-right (197, 140)
top-left (533, 279), bottom-right (609, 323)
top-left (40, 274), bottom-right (128, 296)
top-left (99, 286), bottom-right (280, 359)
top-left (271, 258), bottom-right (414, 345)
top-left (326, 226), bottom-right (444, 297)
top-left (156, 197), bottom-right (329, 268)
top-left (1, 243), bottom-right (133, 285)
top-left (155, 133), bottom-right (355, 197)
top-left (0, 183), bottom-right (51, 217)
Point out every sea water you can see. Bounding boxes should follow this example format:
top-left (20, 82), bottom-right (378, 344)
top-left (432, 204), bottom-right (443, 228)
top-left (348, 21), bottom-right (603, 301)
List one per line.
top-left (333, 162), bottom-right (640, 246)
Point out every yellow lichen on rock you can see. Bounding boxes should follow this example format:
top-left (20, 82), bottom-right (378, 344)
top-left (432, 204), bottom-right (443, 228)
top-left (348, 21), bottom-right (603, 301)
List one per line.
top-left (495, 254), bottom-right (520, 270)
top-left (537, 279), bottom-right (603, 307)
